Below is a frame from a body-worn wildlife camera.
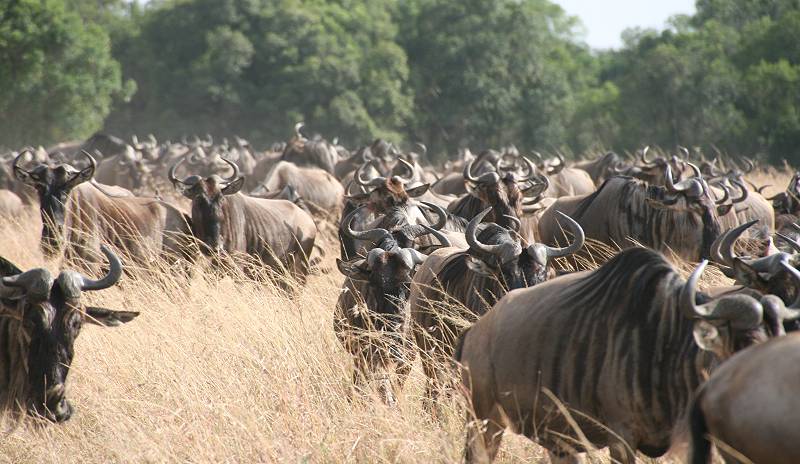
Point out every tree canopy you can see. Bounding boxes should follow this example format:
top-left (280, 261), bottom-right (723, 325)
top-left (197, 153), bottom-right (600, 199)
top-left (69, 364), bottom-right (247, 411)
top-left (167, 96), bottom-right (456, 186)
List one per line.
top-left (4, 0), bottom-right (800, 164)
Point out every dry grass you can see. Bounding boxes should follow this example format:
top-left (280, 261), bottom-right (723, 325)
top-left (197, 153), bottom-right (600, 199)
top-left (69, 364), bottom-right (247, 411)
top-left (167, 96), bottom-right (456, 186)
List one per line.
top-left (0, 167), bottom-right (789, 463)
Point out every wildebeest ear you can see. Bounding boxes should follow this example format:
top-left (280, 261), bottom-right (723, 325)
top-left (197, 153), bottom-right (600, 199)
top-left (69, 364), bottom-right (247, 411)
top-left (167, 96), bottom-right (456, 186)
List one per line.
top-left (62, 166), bottom-right (94, 190)
top-left (336, 258), bottom-right (369, 279)
top-left (716, 204), bottom-right (733, 216)
top-left (222, 177), bottom-right (245, 195)
top-left (405, 183), bottom-right (430, 198)
top-left (84, 307), bottom-right (140, 327)
top-left (732, 258), bottom-right (765, 287)
top-left (692, 320), bottom-right (724, 356)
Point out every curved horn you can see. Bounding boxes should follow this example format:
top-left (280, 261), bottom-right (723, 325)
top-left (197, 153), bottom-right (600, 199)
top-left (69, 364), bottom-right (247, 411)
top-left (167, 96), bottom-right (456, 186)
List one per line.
top-left (463, 158), bottom-right (480, 183)
top-left (466, 208), bottom-right (502, 256)
top-left (79, 150), bottom-right (97, 178)
top-left (664, 165), bottom-right (681, 193)
top-left (420, 201), bottom-right (447, 230)
top-left (342, 206), bottom-right (391, 243)
top-left (730, 179), bottom-right (749, 204)
top-left (417, 224), bottom-right (451, 248)
top-left (713, 184), bottom-right (730, 205)
top-left (169, 157), bottom-right (187, 186)
top-left (713, 220), bottom-right (759, 266)
top-left (220, 157), bottom-right (240, 182)
top-left (79, 245), bottom-right (122, 291)
top-left (547, 153), bottom-right (565, 174)
top-left (741, 158), bottom-right (755, 174)
top-left (544, 212), bottom-right (585, 258)
top-left (679, 260), bottom-right (708, 319)
top-left (354, 162), bottom-right (386, 188)
top-left (640, 146), bottom-right (655, 165)
top-left (1, 268), bottom-right (53, 301)
top-left (678, 146), bottom-right (690, 160)
top-left (395, 158), bottom-right (415, 184)
top-left (294, 122), bottom-right (304, 138)
top-left (12, 150), bottom-right (35, 184)
top-left (415, 143), bottom-right (427, 156)
top-left (516, 156), bottom-right (537, 182)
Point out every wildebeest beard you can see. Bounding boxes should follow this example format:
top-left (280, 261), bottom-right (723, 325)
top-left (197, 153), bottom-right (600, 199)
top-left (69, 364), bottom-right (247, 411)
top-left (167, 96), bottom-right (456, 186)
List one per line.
top-left (191, 194), bottom-right (224, 254)
top-left (39, 188), bottom-right (69, 256)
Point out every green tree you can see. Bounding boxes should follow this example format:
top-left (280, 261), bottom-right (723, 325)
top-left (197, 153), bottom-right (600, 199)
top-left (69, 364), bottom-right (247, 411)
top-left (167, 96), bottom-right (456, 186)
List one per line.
top-left (105, 0), bottom-right (412, 146)
top-left (0, 0), bottom-right (125, 147)
top-left (396, 0), bottom-right (591, 157)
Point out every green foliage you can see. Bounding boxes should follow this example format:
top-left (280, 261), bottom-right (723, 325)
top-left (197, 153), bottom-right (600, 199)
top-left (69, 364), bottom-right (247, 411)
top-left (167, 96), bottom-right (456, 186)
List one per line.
top-left (397, 0), bottom-right (590, 156)
top-left (6, 0), bottom-right (800, 165)
top-left (0, 0), bottom-right (125, 146)
top-left (105, 0), bottom-right (413, 146)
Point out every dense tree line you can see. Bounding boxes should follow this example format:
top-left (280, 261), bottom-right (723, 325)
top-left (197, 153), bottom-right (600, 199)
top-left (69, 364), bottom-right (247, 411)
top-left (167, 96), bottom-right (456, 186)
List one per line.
top-left (2, 0), bottom-right (800, 163)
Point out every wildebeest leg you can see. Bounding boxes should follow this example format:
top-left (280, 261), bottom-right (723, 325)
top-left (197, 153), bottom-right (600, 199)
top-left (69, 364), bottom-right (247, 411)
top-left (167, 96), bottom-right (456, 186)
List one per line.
top-left (464, 406), bottom-right (505, 463)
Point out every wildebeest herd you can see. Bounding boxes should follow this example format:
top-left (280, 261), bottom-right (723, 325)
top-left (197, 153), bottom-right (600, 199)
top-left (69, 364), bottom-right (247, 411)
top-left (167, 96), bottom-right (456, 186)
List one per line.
top-left (1, 127), bottom-right (799, 463)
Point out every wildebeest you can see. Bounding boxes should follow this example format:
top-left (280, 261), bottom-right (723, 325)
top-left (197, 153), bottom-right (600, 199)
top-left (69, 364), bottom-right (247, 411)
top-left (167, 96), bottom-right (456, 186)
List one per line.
top-left (688, 331), bottom-right (800, 464)
top-left (257, 160), bottom-right (344, 219)
top-left (14, 151), bottom-right (191, 266)
top-left (536, 154), bottom-right (595, 198)
top-left (334, 219), bottom-right (450, 405)
top-left (457, 248), bottom-right (791, 463)
top-left (169, 157), bottom-right (317, 282)
top-left (410, 208), bottom-right (584, 407)
top-left (709, 220), bottom-right (800, 333)
top-left (339, 158), bottom-right (437, 260)
top-left (0, 245), bottom-right (138, 422)
top-left (94, 145), bottom-right (153, 193)
top-left (280, 123), bottom-right (339, 173)
top-left (447, 156), bottom-right (544, 229)
top-left (573, 151), bottom-right (622, 185)
top-left (539, 166), bottom-right (726, 262)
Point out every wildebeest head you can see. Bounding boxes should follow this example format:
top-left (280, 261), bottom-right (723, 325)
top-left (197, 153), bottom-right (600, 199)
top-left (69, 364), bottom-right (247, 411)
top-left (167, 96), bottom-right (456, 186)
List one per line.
top-left (169, 156), bottom-right (244, 254)
top-left (461, 156), bottom-right (544, 227)
top-left (712, 221), bottom-right (800, 330)
top-left (0, 246), bottom-right (137, 422)
top-left (680, 260), bottom-right (800, 357)
top-left (348, 158), bottom-right (428, 211)
top-left (337, 241), bottom-right (428, 322)
top-left (465, 208), bottom-right (584, 289)
top-left (645, 164), bottom-right (726, 258)
top-left (13, 150), bottom-right (96, 256)
top-left (130, 134), bottom-right (160, 162)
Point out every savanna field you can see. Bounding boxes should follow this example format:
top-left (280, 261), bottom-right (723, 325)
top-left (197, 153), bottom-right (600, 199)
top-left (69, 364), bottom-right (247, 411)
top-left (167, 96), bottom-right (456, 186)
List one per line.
top-left (0, 165), bottom-right (789, 464)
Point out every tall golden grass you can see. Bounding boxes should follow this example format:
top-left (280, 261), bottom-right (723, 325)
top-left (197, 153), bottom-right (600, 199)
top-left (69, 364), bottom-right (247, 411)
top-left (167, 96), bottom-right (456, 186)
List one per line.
top-left (0, 167), bottom-right (789, 463)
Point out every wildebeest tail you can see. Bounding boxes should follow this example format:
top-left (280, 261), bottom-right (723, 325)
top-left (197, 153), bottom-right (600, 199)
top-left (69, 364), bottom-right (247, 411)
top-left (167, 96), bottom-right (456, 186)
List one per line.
top-left (687, 392), bottom-right (711, 464)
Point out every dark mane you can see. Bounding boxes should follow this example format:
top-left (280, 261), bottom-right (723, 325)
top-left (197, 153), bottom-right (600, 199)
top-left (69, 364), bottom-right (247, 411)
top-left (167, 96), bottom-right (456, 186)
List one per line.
top-left (563, 247), bottom-right (681, 311)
